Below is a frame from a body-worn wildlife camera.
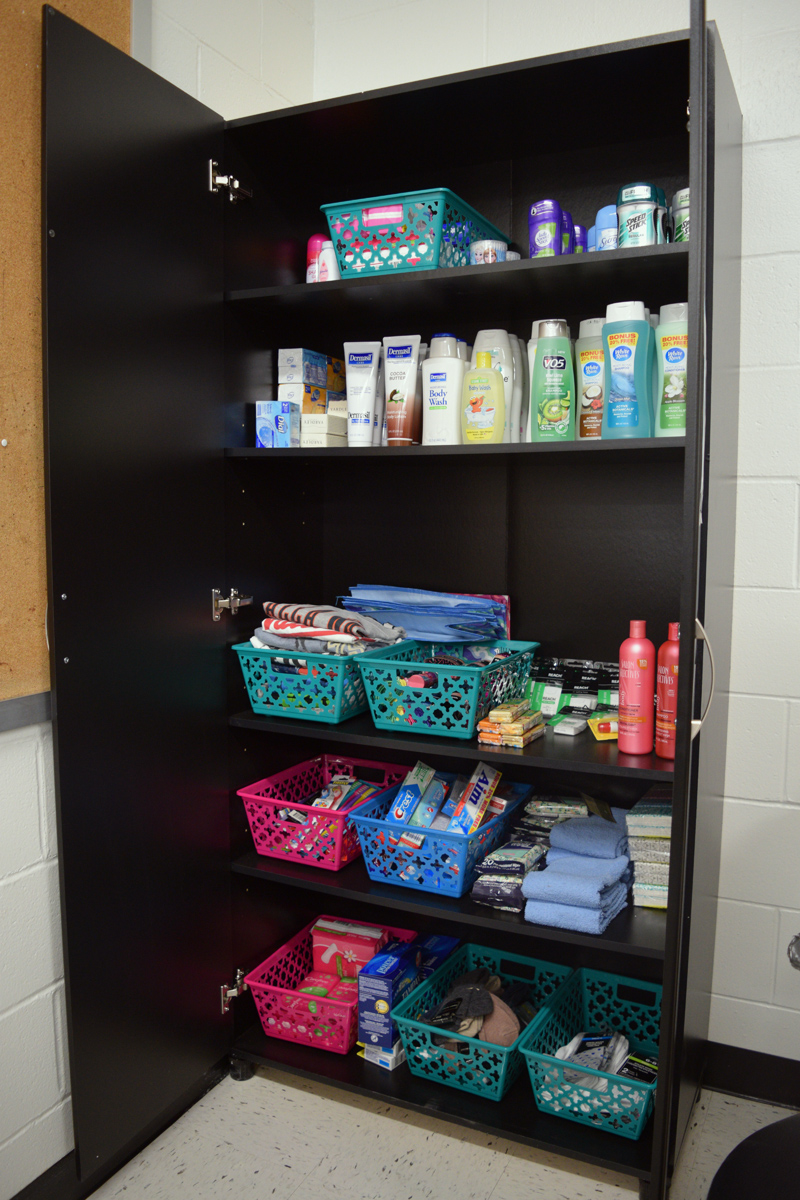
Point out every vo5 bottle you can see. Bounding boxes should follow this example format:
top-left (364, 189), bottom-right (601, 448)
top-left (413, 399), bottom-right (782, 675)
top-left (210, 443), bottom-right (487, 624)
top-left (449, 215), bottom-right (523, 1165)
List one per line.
top-left (655, 622), bottom-right (680, 759)
top-left (619, 620), bottom-right (656, 754)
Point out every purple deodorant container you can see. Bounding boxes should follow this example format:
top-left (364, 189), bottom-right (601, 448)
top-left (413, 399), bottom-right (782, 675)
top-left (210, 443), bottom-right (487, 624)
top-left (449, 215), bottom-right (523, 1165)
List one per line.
top-left (573, 224), bottom-right (587, 253)
top-left (528, 199), bottom-right (562, 257)
top-left (561, 210), bottom-right (575, 254)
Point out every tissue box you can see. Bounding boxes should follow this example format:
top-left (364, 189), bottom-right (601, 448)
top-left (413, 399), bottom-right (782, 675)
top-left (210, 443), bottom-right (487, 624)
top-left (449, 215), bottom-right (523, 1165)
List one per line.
top-left (255, 401), bottom-right (300, 448)
top-left (327, 355), bottom-right (346, 392)
top-left (278, 348), bottom-right (327, 387)
top-left (358, 940), bottom-right (420, 1049)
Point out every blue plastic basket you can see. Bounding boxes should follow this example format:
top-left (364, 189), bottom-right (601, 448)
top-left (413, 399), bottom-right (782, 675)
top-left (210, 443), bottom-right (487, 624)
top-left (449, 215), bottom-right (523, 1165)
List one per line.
top-left (392, 943), bottom-right (572, 1102)
top-left (320, 188), bottom-right (509, 277)
top-left (349, 776), bottom-right (530, 897)
top-left (519, 968), bottom-right (662, 1140)
top-left (233, 643), bottom-right (385, 723)
top-left (356, 640), bottom-right (539, 739)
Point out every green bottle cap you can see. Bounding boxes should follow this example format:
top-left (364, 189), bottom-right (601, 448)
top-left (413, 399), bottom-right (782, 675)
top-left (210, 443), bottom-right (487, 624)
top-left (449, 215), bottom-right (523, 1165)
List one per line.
top-left (617, 182), bottom-right (658, 206)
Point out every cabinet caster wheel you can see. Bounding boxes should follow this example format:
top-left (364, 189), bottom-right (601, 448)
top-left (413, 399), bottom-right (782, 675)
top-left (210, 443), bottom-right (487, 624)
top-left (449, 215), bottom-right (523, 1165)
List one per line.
top-left (229, 1057), bottom-right (255, 1082)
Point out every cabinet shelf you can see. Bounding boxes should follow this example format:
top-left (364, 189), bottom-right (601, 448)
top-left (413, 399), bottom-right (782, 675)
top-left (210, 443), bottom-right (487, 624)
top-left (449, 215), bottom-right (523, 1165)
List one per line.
top-left (231, 850), bottom-right (667, 960)
top-left (229, 712), bottom-right (674, 781)
top-left (231, 1024), bottom-right (654, 1181)
top-left (226, 439), bottom-right (685, 461)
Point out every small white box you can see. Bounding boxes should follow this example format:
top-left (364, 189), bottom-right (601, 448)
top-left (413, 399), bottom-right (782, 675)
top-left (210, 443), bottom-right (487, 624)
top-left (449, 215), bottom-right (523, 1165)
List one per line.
top-left (299, 432), bottom-right (348, 448)
top-left (278, 348), bottom-right (327, 387)
top-left (326, 397), bottom-right (348, 417)
top-left (363, 1040), bottom-right (407, 1071)
top-left (301, 414), bottom-right (348, 437)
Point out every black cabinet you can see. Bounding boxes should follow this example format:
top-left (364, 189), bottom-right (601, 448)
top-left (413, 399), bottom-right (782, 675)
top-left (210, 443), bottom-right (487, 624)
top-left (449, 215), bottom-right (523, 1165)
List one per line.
top-left (43, 7), bottom-right (741, 1199)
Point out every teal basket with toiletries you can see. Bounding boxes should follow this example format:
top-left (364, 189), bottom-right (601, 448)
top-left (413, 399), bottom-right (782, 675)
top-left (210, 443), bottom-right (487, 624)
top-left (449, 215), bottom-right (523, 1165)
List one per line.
top-left (234, 643), bottom-right (388, 723)
top-left (356, 640), bottom-right (538, 738)
top-left (392, 944), bottom-right (571, 1102)
top-left (349, 776), bottom-right (530, 898)
top-left (519, 968), bottom-right (662, 1140)
top-left (320, 189), bottom-right (510, 277)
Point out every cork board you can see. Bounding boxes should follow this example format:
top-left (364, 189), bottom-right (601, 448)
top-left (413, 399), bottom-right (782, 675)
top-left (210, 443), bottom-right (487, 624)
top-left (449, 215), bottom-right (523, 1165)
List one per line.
top-left (0, 1), bottom-right (129, 701)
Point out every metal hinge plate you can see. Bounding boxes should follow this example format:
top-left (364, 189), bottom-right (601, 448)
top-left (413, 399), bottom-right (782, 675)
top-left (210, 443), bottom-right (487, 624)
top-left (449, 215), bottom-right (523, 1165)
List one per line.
top-left (212, 588), bottom-right (253, 622)
top-left (220, 968), bottom-right (248, 1014)
top-left (208, 159), bottom-right (253, 202)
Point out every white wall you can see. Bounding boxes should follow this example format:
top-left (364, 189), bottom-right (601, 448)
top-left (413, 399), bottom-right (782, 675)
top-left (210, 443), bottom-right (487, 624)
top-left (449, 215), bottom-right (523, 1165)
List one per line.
top-left (0, 725), bottom-right (72, 1200)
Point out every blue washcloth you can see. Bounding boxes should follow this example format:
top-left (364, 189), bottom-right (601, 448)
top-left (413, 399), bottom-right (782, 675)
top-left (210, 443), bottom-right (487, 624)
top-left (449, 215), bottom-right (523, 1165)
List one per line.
top-left (549, 807), bottom-right (629, 859)
top-left (524, 881), bottom-right (628, 935)
top-left (521, 861), bottom-right (629, 908)
top-left (545, 848), bottom-right (630, 879)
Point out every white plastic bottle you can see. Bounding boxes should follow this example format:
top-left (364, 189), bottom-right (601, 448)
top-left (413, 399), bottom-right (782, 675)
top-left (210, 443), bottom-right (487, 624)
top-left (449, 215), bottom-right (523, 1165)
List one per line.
top-left (508, 334), bottom-right (524, 444)
top-left (318, 240), bottom-right (341, 281)
top-left (526, 319), bottom-right (546, 441)
top-left (422, 333), bottom-right (466, 445)
top-left (471, 330), bottom-right (513, 442)
top-left (655, 302), bottom-right (689, 437)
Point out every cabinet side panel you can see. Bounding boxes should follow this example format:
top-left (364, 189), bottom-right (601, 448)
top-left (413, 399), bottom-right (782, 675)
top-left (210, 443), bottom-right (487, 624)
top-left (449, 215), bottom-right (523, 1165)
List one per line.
top-left (43, 11), bottom-right (230, 1176)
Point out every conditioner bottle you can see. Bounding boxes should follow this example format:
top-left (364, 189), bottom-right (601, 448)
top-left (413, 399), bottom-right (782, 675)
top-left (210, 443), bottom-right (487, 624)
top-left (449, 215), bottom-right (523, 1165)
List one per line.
top-left (655, 622), bottom-right (680, 759)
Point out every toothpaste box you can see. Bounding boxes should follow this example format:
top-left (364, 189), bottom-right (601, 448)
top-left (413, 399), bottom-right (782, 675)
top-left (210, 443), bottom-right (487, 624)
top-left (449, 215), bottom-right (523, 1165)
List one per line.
top-left (327, 355), bottom-right (346, 392)
top-left (278, 382), bottom-right (327, 413)
top-left (407, 774), bottom-right (449, 828)
top-left (415, 933), bottom-right (460, 981)
top-left (361, 1039), bottom-right (407, 1070)
top-left (278, 347), bottom-right (327, 387)
top-left (387, 762), bottom-right (436, 824)
top-left (255, 401), bottom-right (300, 448)
top-left (311, 917), bottom-right (387, 978)
top-left (447, 762), bottom-right (502, 835)
top-left (358, 940), bottom-right (421, 1049)
top-left (301, 413), bottom-right (348, 437)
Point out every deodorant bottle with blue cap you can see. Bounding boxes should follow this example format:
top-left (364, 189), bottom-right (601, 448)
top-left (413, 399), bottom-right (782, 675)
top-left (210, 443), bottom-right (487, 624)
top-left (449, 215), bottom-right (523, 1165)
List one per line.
top-left (601, 301), bottom-right (653, 438)
top-left (595, 205), bottom-right (618, 251)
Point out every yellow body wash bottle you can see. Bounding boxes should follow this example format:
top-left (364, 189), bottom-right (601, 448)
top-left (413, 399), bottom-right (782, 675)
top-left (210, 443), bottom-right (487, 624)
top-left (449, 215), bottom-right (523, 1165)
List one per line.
top-left (461, 351), bottom-right (506, 443)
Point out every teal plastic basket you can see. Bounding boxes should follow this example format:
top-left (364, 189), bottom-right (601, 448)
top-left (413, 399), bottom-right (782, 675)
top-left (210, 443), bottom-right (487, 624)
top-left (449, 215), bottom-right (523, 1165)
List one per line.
top-left (234, 643), bottom-right (384, 723)
top-left (349, 777), bottom-right (530, 897)
top-left (393, 943), bottom-right (571, 1102)
top-left (519, 968), bottom-right (662, 1140)
top-left (356, 640), bottom-right (539, 739)
top-left (320, 189), bottom-right (509, 277)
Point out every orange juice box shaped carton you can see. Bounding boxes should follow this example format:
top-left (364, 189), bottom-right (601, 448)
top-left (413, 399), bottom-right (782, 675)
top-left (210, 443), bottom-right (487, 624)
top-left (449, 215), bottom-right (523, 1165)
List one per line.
top-left (387, 762), bottom-right (436, 824)
top-left (446, 762), bottom-right (502, 835)
top-left (311, 917), bottom-right (388, 978)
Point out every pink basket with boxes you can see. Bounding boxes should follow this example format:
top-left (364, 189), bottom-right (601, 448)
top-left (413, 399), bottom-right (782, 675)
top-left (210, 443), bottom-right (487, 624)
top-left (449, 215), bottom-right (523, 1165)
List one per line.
top-left (244, 916), bottom-right (417, 1054)
top-left (237, 755), bottom-right (408, 872)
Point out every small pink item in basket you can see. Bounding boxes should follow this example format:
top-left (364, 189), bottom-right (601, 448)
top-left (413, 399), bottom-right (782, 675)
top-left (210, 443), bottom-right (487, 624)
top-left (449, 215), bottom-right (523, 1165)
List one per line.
top-left (297, 970), bottom-right (340, 996)
top-left (311, 917), bottom-right (387, 978)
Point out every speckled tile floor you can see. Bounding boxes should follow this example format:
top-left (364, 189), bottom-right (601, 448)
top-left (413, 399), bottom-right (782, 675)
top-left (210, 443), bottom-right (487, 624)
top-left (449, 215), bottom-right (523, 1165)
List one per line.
top-left (86, 1068), bottom-right (795, 1200)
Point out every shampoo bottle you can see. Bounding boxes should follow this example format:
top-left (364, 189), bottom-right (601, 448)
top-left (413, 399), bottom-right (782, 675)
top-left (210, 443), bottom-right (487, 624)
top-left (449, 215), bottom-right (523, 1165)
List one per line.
top-left (525, 319), bottom-right (546, 441)
top-left (471, 330), bottom-right (513, 442)
top-left (655, 622), bottom-right (680, 759)
top-left (575, 318), bottom-right (605, 439)
top-left (509, 334), bottom-right (524, 444)
top-left (461, 352), bottom-right (506, 443)
top-left (422, 333), bottom-right (465, 445)
top-left (530, 320), bottom-right (575, 441)
top-left (601, 301), bottom-right (653, 438)
top-left (619, 620), bottom-right (656, 755)
top-left (655, 302), bottom-right (689, 437)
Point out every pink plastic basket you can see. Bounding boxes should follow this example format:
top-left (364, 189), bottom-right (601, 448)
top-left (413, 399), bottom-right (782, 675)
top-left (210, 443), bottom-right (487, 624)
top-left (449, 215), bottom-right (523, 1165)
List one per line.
top-left (245, 916), bottom-right (417, 1054)
top-left (237, 755), bottom-right (408, 871)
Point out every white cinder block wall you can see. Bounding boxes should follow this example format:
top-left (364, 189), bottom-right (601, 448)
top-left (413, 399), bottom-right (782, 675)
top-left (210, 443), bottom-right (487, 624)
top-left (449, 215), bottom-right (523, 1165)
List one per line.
top-left (3, 1), bottom-right (798, 1197)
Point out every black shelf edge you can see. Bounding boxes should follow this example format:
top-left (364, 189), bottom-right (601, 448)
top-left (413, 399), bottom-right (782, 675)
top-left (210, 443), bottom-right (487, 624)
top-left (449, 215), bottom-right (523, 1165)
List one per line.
top-left (231, 1024), bottom-right (654, 1180)
top-left (226, 439), bottom-right (685, 460)
top-left (231, 851), bottom-right (667, 960)
top-left (228, 711), bottom-right (675, 781)
top-left (226, 243), bottom-right (688, 304)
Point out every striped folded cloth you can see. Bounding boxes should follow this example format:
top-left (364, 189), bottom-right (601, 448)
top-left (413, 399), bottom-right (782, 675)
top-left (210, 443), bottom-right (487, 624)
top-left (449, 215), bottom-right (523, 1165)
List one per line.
top-left (262, 602), bottom-right (404, 643)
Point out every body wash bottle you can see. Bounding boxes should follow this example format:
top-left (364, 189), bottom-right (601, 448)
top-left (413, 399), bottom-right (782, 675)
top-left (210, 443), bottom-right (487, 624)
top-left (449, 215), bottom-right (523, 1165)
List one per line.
top-left (530, 320), bottom-right (575, 441)
top-left (422, 333), bottom-right (465, 445)
top-left (619, 620), bottom-right (656, 755)
top-left (655, 302), bottom-right (689, 436)
top-left (461, 352), bottom-right (505, 443)
top-left (471, 330), bottom-right (513, 442)
top-left (601, 301), bottom-right (653, 438)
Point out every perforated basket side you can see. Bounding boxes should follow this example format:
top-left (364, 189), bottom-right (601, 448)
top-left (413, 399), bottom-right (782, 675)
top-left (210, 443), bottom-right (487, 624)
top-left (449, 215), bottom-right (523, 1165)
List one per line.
top-left (234, 644), bottom-right (369, 723)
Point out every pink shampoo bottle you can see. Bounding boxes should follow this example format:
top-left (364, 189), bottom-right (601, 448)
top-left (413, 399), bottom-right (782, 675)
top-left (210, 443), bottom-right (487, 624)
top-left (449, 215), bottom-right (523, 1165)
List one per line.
top-left (655, 622), bottom-right (680, 759)
top-left (618, 620), bottom-right (656, 755)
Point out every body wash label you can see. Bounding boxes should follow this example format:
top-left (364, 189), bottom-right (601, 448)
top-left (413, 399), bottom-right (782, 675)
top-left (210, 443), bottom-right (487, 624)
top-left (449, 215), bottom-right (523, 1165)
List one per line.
top-left (607, 332), bottom-right (641, 428)
top-left (658, 335), bottom-right (688, 430)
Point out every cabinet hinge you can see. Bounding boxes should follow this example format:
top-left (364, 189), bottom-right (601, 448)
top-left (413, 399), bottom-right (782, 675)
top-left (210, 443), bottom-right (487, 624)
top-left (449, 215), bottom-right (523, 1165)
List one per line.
top-left (212, 588), bottom-right (254, 621)
top-left (220, 969), bottom-right (248, 1014)
top-left (208, 160), bottom-right (253, 202)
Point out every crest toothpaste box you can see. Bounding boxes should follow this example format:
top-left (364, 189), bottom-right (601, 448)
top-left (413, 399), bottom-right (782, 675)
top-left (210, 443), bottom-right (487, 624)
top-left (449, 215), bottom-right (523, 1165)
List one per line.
top-left (387, 762), bottom-right (435, 824)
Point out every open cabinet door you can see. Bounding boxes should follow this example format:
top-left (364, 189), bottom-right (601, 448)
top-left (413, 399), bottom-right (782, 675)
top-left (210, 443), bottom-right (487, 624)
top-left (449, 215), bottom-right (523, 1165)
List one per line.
top-left (43, 8), bottom-right (231, 1178)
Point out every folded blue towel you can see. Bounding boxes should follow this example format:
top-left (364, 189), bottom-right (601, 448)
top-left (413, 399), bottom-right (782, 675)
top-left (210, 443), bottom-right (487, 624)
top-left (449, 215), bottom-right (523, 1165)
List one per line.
top-left (545, 848), bottom-right (630, 880)
top-left (524, 881), bottom-right (628, 935)
top-left (549, 808), bottom-right (629, 859)
top-left (521, 861), bottom-right (629, 908)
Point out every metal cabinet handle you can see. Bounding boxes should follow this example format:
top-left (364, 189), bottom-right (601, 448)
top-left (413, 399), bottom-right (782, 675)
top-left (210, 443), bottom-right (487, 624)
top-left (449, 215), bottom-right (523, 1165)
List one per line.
top-left (690, 618), bottom-right (716, 741)
top-left (788, 935), bottom-right (800, 971)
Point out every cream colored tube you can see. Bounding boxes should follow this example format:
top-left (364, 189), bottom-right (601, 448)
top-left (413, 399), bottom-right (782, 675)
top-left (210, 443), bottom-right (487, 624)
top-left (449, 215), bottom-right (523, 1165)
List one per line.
top-left (382, 335), bottom-right (421, 446)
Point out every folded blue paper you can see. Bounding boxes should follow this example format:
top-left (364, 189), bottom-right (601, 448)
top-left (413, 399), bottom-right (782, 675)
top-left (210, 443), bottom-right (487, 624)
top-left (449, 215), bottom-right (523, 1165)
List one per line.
top-left (549, 807), bottom-right (629, 860)
top-left (340, 585), bottom-right (509, 643)
top-left (524, 882), bottom-right (628, 935)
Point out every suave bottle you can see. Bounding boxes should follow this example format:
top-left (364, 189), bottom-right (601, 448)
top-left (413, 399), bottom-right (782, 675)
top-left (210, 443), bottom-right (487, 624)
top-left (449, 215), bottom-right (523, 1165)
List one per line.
top-left (601, 301), bottom-right (653, 438)
top-left (655, 302), bottom-right (689, 436)
top-left (575, 317), bottom-right (605, 438)
top-left (461, 352), bottom-right (505, 443)
top-left (530, 320), bottom-right (575, 441)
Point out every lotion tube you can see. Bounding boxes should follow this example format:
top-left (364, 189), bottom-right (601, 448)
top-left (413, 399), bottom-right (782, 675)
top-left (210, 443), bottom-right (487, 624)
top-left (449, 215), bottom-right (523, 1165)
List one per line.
top-left (343, 341), bottom-right (381, 446)
top-left (383, 335), bottom-right (421, 445)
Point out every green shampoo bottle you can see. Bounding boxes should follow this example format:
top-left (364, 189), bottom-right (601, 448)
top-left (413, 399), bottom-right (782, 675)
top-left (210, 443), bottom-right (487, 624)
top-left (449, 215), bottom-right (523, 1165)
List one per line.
top-left (530, 320), bottom-right (575, 441)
